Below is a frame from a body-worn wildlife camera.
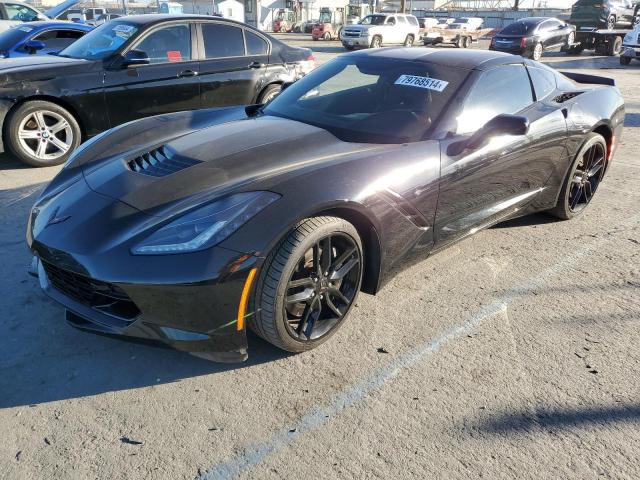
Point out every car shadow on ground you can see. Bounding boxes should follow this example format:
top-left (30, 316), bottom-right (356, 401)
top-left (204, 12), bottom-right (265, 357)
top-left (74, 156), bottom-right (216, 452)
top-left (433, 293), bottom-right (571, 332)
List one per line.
top-left (477, 404), bottom-right (640, 433)
top-left (494, 212), bottom-right (559, 229)
top-left (0, 182), bottom-right (293, 409)
top-left (0, 152), bottom-right (32, 171)
top-left (625, 113), bottom-right (640, 127)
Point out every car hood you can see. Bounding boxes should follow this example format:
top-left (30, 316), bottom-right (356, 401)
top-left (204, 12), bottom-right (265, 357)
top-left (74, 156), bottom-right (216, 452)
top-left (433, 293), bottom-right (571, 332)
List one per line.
top-left (82, 115), bottom-right (389, 216)
top-left (0, 54), bottom-right (89, 76)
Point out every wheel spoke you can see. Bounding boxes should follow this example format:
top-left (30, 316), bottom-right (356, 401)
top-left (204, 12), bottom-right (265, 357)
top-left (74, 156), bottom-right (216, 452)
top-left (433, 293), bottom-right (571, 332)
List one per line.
top-left (329, 246), bottom-right (356, 275)
top-left (329, 286), bottom-right (349, 305)
top-left (33, 112), bottom-right (46, 130)
top-left (570, 184), bottom-right (583, 210)
top-left (50, 120), bottom-right (69, 134)
top-left (35, 140), bottom-right (47, 159)
top-left (299, 297), bottom-right (321, 338)
top-left (584, 180), bottom-right (593, 202)
top-left (285, 288), bottom-right (314, 304)
top-left (330, 257), bottom-right (359, 281)
top-left (320, 236), bottom-right (332, 274)
top-left (588, 158), bottom-right (604, 178)
top-left (287, 277), bottom-right (314, 289)
top-left (18, 129), bottom-right (40, 139)
top-left (571, 169), bottom-right (585, 184)
top-left (48, 135), bottom-right (70, 153)
top-left (325, 296), bottom-right (343, 318)
top-left (312, 242), bottom-right (320, 276)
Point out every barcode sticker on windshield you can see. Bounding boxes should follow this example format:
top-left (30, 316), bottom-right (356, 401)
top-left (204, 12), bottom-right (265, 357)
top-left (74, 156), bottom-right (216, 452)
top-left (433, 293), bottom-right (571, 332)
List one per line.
top-left (395, 75), bottom-right (448, 92)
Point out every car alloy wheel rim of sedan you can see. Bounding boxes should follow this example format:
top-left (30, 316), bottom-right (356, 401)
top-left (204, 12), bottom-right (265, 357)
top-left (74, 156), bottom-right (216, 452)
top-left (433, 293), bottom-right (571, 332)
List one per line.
top-left (18, 110), bottom-right (72, 161)
top-left (284, 233), bottom-right (361, 341)
top-left (569, 142), bottom-right (606, 213)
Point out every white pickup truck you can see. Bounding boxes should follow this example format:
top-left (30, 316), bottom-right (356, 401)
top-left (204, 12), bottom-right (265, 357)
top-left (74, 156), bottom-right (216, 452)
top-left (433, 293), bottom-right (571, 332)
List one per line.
top-left (340, 13), bottom-right (421, 50)
top-left (620, 24), bottom-right (640, 64)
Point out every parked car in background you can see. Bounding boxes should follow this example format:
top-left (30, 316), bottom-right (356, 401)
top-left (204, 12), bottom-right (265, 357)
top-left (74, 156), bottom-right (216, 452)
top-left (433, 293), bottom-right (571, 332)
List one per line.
top-left (87, 13), bottom-right (122, 27)
top-left (56, 7), bottom-right (106, 23)
top-left (620, 22), bottom-right (640, 62)
top-left (0, 15), bottom-right (315, 166)
top-left (490, 17), bottom-right (576, 60)
top-left (0, 1), bottom-right (48, 33)
top-left (0, 20), bottom-right (91, 58)
top-left (570, 0), bottom-right (639, 30)
top-left (302, 19), bottom-right (318, 33)
top-left (448, 17), bottom-right (483, 31)
top-left (340, 13), bottom-right (420, 49)
top-left (27, 49), bottom-right (624, 361)
top-left (418, 17), bottom-right (439, 29)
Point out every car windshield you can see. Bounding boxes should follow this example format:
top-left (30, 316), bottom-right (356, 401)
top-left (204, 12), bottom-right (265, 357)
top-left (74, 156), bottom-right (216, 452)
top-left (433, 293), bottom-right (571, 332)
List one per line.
top-left (264, 57), bottom-right (468, 143)
top-left (360, 15), bottom-right (387, 25)
top-left (500, 21), bottom-right (535, 35)
top-left (0, 25), bottom-right (31, 50)
top-left (58, 21), bottom-right (138, 60)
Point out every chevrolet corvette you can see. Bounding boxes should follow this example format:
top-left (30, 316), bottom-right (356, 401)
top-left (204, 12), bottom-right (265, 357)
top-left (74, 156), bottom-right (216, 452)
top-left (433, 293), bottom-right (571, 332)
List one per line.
top-left (27, 48), bottom-right (625, 361)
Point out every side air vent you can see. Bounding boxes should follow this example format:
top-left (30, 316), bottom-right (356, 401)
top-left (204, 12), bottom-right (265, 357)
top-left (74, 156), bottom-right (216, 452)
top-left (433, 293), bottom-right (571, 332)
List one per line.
top-left (553, 91), bottom-right (584, 103)
top-left (127, 145), bottom-right (201, 177)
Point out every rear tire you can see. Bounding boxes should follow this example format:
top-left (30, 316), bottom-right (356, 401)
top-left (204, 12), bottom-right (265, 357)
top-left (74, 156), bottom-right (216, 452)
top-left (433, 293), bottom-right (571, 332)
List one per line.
top-left (404, 34), bottom-right (415, 46)
top-left (5, 100), bottom-right (81, 167)
top-left (250, 216), bottom-right (363, 353)
top-left (620, 54), bottom-right (632, 65)
top-left (532, 42), bottom-right (543, 61)
top-left (606, 36), bottom-right (622, 56)
top-left (257, 84), bottom-right (281, 104)
top-left (549, 133), bottom-right (607, 220)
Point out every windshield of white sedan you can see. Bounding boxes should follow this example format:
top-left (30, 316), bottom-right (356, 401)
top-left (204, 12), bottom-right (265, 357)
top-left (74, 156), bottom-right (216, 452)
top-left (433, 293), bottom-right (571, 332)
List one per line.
top-left (264, 58), bottom-right (467, 143)
top-left (58, 21), bottom-right (138, 60)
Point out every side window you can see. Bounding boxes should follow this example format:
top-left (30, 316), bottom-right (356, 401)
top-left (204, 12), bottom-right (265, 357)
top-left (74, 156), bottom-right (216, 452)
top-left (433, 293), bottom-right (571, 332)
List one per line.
top-left (202, 23), bottom-right (245, 58)
top-left (528, 66), bottom-right (556, 100)
top-left (133, 24), bottom-right (191, 64)
top-left (457, 65), bottom-right (533, 134)
top-left (397, 16), bottom-right (406, 24)
top-left (32, 29), bottom-right (86, 50)
top-left (407, 16), bottom-right (419, 26)
top-left (386, 16), bottom-right (396, 25)
top-left (4, 4), bottom-right (38, 21)
top-left (245, 30), bottom-right (268, 55)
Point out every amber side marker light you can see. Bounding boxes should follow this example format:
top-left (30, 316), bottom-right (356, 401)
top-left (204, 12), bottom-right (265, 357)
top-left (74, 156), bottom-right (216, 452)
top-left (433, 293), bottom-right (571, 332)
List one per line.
top-left (237, 268), bottom-right (257, 331)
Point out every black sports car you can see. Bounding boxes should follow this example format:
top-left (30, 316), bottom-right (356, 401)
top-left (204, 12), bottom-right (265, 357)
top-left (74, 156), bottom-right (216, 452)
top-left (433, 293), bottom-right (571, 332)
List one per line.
top-left (490, 17), bottom-right (576, 60)
top-left (0, 15), bottom-right (314, 167)
top-left (27, 49), bottom-right (624, 362)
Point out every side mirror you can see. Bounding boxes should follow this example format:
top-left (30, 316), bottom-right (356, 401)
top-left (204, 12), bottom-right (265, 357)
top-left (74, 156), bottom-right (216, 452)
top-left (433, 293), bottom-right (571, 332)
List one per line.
top-left (448, 114), bottom-right (529, 156)
top-left (122, 49), bottom-right (150, 68)
top-left (24, 40), bottom-right (45, 54)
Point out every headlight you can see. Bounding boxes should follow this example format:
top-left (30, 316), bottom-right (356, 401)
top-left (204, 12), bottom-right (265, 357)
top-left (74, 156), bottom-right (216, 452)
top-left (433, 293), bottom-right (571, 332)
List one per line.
top-left (132, 191), bottom-right (280, 255)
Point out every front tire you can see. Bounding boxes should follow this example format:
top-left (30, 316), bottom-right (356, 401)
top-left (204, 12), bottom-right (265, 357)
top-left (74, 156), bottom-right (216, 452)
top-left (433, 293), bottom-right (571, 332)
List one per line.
top-left (5, 100), bottom-right (81, 167)
top-left (370, 35), bottom-right (382, 48)
top-left (607, 35), bottom-right (622, 55)
top-left (549, 133), bottom-right (607, 220)
top-left (250, 216), bottom-right (363, 353)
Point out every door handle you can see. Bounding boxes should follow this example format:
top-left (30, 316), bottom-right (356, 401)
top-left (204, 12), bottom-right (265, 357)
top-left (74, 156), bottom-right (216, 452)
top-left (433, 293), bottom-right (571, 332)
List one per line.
top-left (178, 69), bottom-right (198, 78)
top-left (248, 61), bottom-right (265, 69)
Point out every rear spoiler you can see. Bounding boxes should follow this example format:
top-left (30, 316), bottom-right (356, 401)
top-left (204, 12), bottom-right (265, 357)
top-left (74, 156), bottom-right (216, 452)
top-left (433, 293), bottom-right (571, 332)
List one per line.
top-left (560, 71), bottom-right (615, 86)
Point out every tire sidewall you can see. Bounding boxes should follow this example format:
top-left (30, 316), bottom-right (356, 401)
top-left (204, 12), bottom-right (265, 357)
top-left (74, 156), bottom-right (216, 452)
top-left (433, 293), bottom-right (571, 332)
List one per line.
top-left (6, 101), bottom-right (81, 167)
top-left (258, 84), bottom-right (282, 104)
top-left (255, 217), bottom-right (363, 353)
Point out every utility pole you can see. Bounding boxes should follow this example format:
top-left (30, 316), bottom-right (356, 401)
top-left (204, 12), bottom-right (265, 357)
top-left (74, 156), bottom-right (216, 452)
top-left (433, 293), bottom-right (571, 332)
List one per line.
top-left (400, 0), bottom-right (405, 13)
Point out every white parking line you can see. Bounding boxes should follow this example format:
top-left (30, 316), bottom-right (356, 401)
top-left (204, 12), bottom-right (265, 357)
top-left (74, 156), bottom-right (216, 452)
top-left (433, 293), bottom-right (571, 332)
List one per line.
top-left (198, 213), bottom-right (640, 480)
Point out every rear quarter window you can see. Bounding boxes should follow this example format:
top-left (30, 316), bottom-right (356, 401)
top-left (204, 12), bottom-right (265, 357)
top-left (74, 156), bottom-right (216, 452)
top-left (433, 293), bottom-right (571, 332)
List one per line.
top-left (407, 16), bottom-right (419, 26)
top-left (528, 66), bottom-right (557, 100)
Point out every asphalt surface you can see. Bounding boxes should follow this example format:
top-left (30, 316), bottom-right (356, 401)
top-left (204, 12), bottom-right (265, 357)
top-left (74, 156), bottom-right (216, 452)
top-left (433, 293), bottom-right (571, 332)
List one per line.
top-left (1, 34), bottom-right (639, 480)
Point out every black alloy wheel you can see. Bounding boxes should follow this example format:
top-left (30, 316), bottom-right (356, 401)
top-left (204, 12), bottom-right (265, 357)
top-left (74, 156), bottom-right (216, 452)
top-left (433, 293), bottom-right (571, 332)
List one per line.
top-left (251, 216), bottom-right (363, 352)
top-left (550, 133), bottom-right (607, 219)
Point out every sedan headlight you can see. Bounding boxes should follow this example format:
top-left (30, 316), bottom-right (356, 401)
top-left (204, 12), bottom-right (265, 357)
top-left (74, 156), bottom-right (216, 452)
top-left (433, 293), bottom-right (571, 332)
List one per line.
top-left (132, 191), bottom-right (280, 255)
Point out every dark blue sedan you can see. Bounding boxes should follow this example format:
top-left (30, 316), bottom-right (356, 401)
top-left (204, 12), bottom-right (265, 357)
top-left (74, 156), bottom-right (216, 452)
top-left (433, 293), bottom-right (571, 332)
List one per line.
top-left (0, 21), bottom-right (92, 59)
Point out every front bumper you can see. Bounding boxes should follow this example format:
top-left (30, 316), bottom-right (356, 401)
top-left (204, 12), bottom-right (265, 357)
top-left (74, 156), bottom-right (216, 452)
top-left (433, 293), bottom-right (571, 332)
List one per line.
top-left (30, 247), bottom-right (258, 362)
top-left (341, 37), bottom-right (371, 48)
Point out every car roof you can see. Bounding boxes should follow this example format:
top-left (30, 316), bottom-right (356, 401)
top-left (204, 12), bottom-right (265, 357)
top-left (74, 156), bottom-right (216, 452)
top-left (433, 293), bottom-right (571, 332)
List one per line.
top-left (348, 47), bottom-right (524, 71)
top-left (14, 20), bottom-right (92, 29)
top-left (113, 14), bottom-right (246, 26)
top-left (512, 17), bottom-right (556, 26)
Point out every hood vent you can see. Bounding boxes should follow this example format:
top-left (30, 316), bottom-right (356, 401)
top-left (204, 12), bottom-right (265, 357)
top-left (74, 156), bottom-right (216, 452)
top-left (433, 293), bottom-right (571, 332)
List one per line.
top-left (127, 145), bottom-right (201, 177)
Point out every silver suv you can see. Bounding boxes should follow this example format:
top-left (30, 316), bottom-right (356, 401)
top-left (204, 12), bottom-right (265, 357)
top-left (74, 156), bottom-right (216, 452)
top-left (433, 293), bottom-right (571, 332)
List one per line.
top-left (340, 13), bottom-right (421, 50)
